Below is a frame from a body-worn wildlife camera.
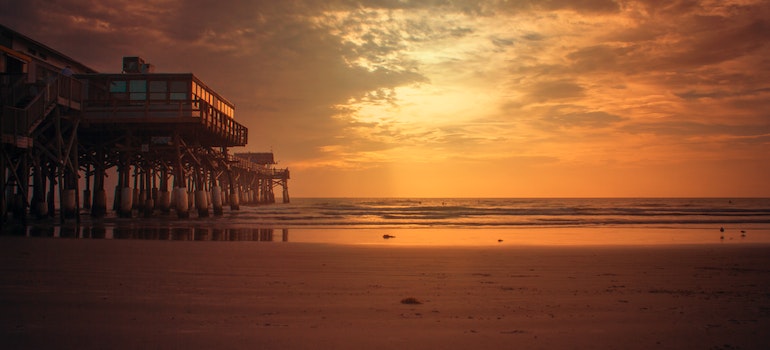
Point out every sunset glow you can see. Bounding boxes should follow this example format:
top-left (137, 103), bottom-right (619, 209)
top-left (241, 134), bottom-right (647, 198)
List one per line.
top-left (3, 0), bottom-right (768, 197)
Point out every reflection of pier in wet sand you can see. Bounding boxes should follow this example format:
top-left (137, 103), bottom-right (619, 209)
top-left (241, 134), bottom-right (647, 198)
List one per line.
top-left (19, 224), bottom-right (289, 242)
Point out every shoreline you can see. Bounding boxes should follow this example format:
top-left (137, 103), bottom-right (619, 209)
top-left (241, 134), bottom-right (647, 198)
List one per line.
top-left (3, 221), bottom-right (769, 246)
top-left (2, 236), bottom-right (770, 349)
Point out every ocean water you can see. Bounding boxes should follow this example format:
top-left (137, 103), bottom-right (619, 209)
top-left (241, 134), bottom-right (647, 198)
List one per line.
top-left (241, 197), bottom-right (770, 228)
top-left (9, 198), bottom-right (770, 244)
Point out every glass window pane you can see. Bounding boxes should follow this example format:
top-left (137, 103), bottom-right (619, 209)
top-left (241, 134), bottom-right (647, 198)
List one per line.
top-left (170, 81), bottom-right (188, 92)
top-left (130, 92), bottom-right (146, 100)
top-left (170, 92), bottom-right (187, 100)
top-left (149, 81), bottom-right (167, 92)
top-left (149, 92), bottom-right (166, 100)
top-left (129, 80), bottom-right (146, 92)
top-left (110, 80), bottom-right (126, 93)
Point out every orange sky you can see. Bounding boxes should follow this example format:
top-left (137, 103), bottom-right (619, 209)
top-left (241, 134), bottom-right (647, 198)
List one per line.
top-left (2, 0), bottom-right (769, 197)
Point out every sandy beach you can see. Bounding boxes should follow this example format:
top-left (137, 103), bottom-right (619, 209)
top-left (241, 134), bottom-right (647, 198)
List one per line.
top-left (2, 234), bottom-right (770, 349)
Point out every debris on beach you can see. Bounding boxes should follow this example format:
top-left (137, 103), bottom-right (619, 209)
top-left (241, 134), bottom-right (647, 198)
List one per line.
top-left (383, 234), bottom-right (396, 239)
top-left (401, 297), bottom-right (422, 305)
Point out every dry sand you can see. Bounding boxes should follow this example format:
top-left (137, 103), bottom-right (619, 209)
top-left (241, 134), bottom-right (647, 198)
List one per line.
top-left (1, 236), bottom-right (770, 349)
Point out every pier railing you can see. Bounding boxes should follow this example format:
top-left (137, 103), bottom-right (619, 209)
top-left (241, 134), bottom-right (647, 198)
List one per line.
top-left (197, 99), bottom-right (248, 146)
top-left (56, 74), bottom-right (83, 110)
top-left (228, 154), bottom-right (289, 178)
top-left (81, 98), bottom-right (248, 146)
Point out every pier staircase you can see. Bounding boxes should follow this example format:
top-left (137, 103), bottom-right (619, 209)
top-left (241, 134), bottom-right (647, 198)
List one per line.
top-left (1, 73), bottom-right (82, 148)
top-left (1, 71), bottom-right (83, 222)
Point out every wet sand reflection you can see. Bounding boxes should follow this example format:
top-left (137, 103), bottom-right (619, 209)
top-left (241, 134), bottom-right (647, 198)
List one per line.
top-left (16, 224), bottom-right (289, 242)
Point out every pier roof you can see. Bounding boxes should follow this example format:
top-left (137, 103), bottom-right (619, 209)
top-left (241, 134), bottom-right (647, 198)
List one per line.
top-left (1, 23), bottom-right (97, 74)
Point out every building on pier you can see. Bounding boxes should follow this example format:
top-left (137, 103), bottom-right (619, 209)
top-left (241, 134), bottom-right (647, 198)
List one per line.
top-left (1, 24), bottom-right (289, 223)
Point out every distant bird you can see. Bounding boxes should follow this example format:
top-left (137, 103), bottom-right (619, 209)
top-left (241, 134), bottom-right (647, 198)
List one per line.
top-left (498, 239), bottom-right (503, 243)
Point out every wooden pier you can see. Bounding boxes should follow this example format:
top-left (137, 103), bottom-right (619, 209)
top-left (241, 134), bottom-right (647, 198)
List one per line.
top-left (1, 25), bottom-right (289, 224)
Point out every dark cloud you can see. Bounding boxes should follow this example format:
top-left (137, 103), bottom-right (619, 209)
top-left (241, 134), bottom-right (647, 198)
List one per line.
top-left (523, 80), bottom-right (585, 104)
top-left (657, 18), bottom-right (768, 69)
top-left (621, 120), bottom-right (770, 138)
top-left (490, 0), bottom-right (618, 15)
top-left (0, 1), bottom-right (41, 27)
top-left (521, 32), bottom-right (546, 41)
top-left (728, 93), bottom-right (770, 113)
top-left (625, 4), bottom-right (768, 71)
top-left (542, 111), bottom-right (626, 129)
top-left (538, 0), bottom-right (620, 13)
top-left (635, 0), bottom-right (703, 17)
top-left (674, 86), bottom-right (770, 101)
top-left (566, 45), bottom-right (635, 72)
top-left (675, 90), bottom-right (728, 100)
top-left (520, 103), bottom-right (627, 133)
top-left (491, 36), bottom-right (515, 50)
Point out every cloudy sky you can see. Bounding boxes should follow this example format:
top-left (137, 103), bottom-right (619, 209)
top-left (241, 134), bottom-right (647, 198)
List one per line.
top-left (2, 0), bottom-right (769, 197)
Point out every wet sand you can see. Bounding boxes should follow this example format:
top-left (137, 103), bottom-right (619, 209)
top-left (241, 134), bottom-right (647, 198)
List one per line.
top-left (1, 236), bottom-right (770, 349)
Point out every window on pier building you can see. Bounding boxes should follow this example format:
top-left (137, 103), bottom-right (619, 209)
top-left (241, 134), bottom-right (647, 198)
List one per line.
top-left (149, 80), bottom-right (166, 100)
top-left (99, 76), bottom-right (233, 118)
top-left (129, 80), bottom-right (146, 101)
top-left (191, 81), bottom-right (234, 118)
top-left (107, 78), bottom-right (191, 102)
top-left (109, 80), bottom-right (127, 100)
top-left (169, 80), bottom-right (188, 100)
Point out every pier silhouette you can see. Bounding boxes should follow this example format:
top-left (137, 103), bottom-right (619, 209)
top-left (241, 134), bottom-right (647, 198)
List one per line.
top-left (1, 25), bottom-right (288, 224)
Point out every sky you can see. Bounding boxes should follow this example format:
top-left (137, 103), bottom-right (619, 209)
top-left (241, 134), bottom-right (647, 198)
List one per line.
top-left (2, 0), bottom-right (769, 197)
